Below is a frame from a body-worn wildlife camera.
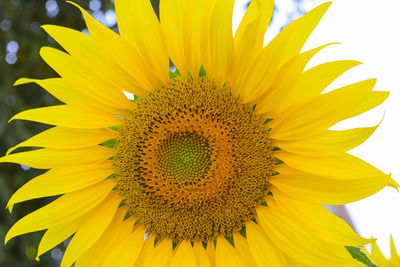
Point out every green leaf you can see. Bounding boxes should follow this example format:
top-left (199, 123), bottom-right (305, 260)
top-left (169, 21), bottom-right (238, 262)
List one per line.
top-left (346, 246), bottom-right (377, 267)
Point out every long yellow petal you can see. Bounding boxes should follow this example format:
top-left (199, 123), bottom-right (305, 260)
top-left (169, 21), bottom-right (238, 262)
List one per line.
top-left (275, 152), bottom-right (386, 179)
top-left (87, 206), bottom-right (136, 266)
top-left (281, 60), bottom-right (362, 111)
top-left (215, 237), bottom-right (247, 267)
top-left (245, 221), bottom-right (287, 267)
top-left (232, 0), bottom-right (273, 95)
top-left (255, 43), bottom-right (334, 113)
top-left (206, 0), bottom-right (235, 86)
top-left (67, 2), bottom-right (160, 92)
top-left (257, 205), bottom-right (354, 266)
top-left (270, 79), bottom-right (376, 140)
top-left (348, 91), bottom-right (389, 118)
top-left (272, 189), bottom-right (373, 246)
top-left (114, 0), bottom-right (169, 83)
top-left (134, 237), bottom-right (173, 267)
top-left (6, 126), bottom-right (117, 155)
top-left (170, 240), bottom-right (197, 267)
top-left (74, 244), bottom-right (97, 267)
top-left (42, 24), bottom-right (149, 96)
top-left (274, 124), bottom-right (379, 157)
top-left (40, 46), bottom-right (133, 110)
top-left (5, 180), bottom-right (115, 244)
top-left (232, 233), bottom-right (258, 267)
top-left (6, 161), bottom-right (114, 212)
top-left (160, 0), bottom-right (213, 77)
top-left (237, 2), bottom-right (331, 102)
top-left (133, 235), bottom-right (156, 267)
top-left (9, 104), bottom-right (122, 129)
top-left (36, 215), bottom-right (88, 260)
top-left (14, 78), bottom-right (117, 113)
top-left (193, 242), bottom-right (212, 267)
top-left (102, 226), bottom-right (146, 267)
top-left (270, 171), bottom-right (397, 205)
top-left (60, 192), bottom-right (121, 267)
top-left (0, 146), bottom-right (113, 169)
top-left (371, 241), bottom-right (388, 266)
top-left (390, 236), bottom-right (400, 266)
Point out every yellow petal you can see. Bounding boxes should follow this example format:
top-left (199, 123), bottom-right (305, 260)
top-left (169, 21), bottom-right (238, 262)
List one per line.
top-left (133, 235), bottom-right (156, 267)
top-left (14, 78), bottom-right (117, 113)
top-left (60, 192), bottom-right (121, 267)
top-left (0, 146), bottom-right (113, 169)
top-left (67, 2), bottom-right (160, 92)
top-left (206, 241), bottom-right (216, 267)
top-left (215, 237), bottom-right (247, 267)
top-left (255, 43), bottom-right (335, 113)
top-left (40, 46), bottom-right (133, 110)
top-left (349, 91), bottom-right (389, 118)
top-left (390, 236), bottom-right (400, 265)
top-left (87, 206), bottom-right (136, 266)
top-left (9, 104), bottom-right (122, 129)
top-left (270, 171), bottom-right (397, 205)
top-left (282, 60), bottom-right (362, 111)
top-left (206, 0), bottom-right (235, 86)
top-left (7, 161), bottom-right (114, 212)
top-left (245, 221), bottom-right (287, 267)
top-left (270, 79), bottom-right (376, 140)
top-left (257, 205), bottom-right (354, 266)
top-left (114, 0), bottom-right (169, 83)
top-left (275, 124), bottom-right (379, 157)
top-left (74, 244), bottom-right (97, 267)
top-left (102, 226), bottom-right (146, 267)
top-left (272, 189), bottom-right (373, 246)
top-left (5, 180), bottom-right (115, 244)
top-left (42, 24), bottom-right (149, 96)
top-left (234, 0), bottom-right (273, 67)
top-left (36, 215), bottom-right (88, 260)
top-left (134, 237), bottom-right (173, 267)
top-left (160, 0), bottom-right (213, 77)
top-left (170, 240), bottom-right (197, 267)
top-left (7, 126), bottom-right (117, 155)
top-left (238, 2), bottom-right (331, 102)
top-left (275, 152), bottom-right (385, 179)
top-left (371, 241), bottom-right (388, 265)
top-left (193, 242), bottom-right (212, 267)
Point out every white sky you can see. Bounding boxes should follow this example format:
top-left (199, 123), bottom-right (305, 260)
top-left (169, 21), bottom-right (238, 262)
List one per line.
top-left (234, 0), bottom-right (400, 258)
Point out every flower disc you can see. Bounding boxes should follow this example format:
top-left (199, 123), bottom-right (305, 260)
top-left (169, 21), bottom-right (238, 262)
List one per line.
top-left (114, 78), bottom-right (276, 242)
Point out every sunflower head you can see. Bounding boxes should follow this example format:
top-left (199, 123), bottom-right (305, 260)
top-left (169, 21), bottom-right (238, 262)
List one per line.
top-left (114, 78), bottom-right (276, 242)
top-left (1, 0), bottom-right (397, 266)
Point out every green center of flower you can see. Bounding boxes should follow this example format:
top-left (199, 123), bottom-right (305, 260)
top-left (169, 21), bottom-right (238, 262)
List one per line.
top-left (158, 131), bottom-right (211, 183)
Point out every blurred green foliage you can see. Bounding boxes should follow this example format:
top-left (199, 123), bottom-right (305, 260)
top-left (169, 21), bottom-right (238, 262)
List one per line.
top-left (0, 0), bottom-right (117, 266)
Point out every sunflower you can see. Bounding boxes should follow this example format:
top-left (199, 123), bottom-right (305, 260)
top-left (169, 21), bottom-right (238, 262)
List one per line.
top-left (364, 238), bottom-right (400, 267)
top-left (2, 0), bottom-right (398, 266)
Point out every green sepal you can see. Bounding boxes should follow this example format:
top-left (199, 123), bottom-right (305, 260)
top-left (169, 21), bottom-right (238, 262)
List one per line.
top-left (345, 246), bottom-right (377, 267)
top-left (109, 126), bottom-right (120, 132)
top-left (169, 68), bottom-right (182, 79)
top-left (101, 139), bottom-right (116, 148)
top-left (199, 65), bottom-right (207, 77)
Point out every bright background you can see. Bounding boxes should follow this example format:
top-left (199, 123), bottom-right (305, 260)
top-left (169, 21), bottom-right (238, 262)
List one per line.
top-left (236, 0), bottom-right (400, 257)
top-left (1, 0), bottom-right (399, 265)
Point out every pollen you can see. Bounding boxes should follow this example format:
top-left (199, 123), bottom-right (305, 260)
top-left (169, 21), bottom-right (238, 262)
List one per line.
top-left (113, 78), bottom-right (276, 243)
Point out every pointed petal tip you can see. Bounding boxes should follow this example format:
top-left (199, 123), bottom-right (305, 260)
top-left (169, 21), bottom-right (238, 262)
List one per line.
top-left (6, 201), bottom-right (14, 214)
top-left (14, 78), bottom-right (32, 86)
top-left (387, 174), bottom-right (399, 190)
